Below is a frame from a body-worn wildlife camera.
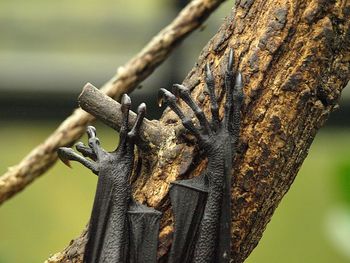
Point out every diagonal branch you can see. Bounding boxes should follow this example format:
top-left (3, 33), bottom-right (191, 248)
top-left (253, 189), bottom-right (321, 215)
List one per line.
top-left (0, 0), bottom-right (226, 205)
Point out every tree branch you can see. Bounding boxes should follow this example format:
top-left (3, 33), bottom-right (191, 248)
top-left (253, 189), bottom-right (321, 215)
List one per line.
top-left (78, 83), bottom-right (165, 149)
top-left (0, 0), bottom-right (226, 205)
top-left (45, 0), bottom-right (350, 262)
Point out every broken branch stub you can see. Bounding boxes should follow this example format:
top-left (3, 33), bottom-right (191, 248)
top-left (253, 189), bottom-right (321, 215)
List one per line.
top-left (78, 83), bottom-right (165, 149)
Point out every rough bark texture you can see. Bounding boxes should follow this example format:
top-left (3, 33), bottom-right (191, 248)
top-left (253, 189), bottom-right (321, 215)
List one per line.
top-left (0, 0), bottom-right (225, 206)
top-left (46, 0), bottom-right (350, 262)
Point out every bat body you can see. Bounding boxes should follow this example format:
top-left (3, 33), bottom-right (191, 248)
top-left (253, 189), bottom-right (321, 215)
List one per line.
top-left (58, 96), bottom-right (161, 263)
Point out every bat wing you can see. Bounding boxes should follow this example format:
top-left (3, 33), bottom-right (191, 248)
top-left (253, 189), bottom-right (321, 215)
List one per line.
top-left (216, 145), bottom-right (233, 262)
top-left (83, 176), bottom-right (113, 263)
top-left (167, 174), bottom-right (208, 263)
top-left (127, 201), bottom-right (162, 263)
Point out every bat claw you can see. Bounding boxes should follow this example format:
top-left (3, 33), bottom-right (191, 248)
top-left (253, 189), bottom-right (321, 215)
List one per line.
top-left (76, 142), bottom-right (84, 148)
top-left (87, 126), bottom-right (97, 138)
top-left (158, 88), bottom-right (176, 107)
top-left (121, 94), bottom-right (131, 113)
top-left (57, 147), bottom-right (73, 168)
top-left (172, 84), bottom-right (188, 98)
top-left (76, 142), bottom-right (97, 160)
top-left (157, 89), bottom-right (165, 107)
top-left (233, 71), bottom-right (244, 104)
top-left (235, 72), bottom-right (243, 89)
top-left (205, 62), bottom-right (212, 78)
top-left (127, 102), bottom-right (147, 140)
top-left (227, 48), bottom-right (234, 71)
top-left (57, 146), bottom-right (98, 173)
top-left (137, 103), bottom-right (146, 115)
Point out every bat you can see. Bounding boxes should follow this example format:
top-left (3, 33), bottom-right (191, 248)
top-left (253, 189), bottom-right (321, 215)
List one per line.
top-left (58, 94), bottom-right (161, 263)
top-left (159, 48), bottom-right (244, 262)
top-left (57, 48), bottom-right (243, 263)
top-left (167, 175), bottom-right (208, 263)
top-left (128, 200), bottom-right (162, 263)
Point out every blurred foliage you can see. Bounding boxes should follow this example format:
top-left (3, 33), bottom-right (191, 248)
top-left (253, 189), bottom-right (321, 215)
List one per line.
top-left (0, 0), bottom-right (170, 52)
top-left (0, 0), bottom-right (236, 101)
top-left (0, 123), bottom-right (349, 263)
top-left (336, 161), bottom-right (350, 206)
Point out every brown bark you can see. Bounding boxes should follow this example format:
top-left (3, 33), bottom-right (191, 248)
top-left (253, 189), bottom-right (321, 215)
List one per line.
top-left (46, 0), bottom-right (350, 262)
top-left (0, 0), bottom-right (225, 206)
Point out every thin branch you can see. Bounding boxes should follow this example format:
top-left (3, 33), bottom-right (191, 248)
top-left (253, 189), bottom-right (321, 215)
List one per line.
top-left (0, 0), bottom-right (226, 205)
top-left (78, 83), bottom-right (165, 149)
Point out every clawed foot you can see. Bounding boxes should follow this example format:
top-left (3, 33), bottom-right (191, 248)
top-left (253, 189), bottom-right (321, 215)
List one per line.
top-left (158, 48), bottom-right (244, 155)
top-left (58, 126), bottom-right (102, 175)
top-left (58, 94), bottom-right (146, 174)
top-left (161, 49), bottom-right (244, 263)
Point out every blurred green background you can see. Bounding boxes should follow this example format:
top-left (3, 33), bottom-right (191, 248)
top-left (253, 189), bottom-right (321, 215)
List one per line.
top-left (0, 1), bottom-right (350, 262)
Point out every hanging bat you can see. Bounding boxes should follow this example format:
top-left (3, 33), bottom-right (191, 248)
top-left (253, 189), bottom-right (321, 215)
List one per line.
top-left (57, 49), bottom-right (242, 262)
top-left (58, 95), bottom-right (161, 263)
top-left (159, 49), bottom-right (244, 263)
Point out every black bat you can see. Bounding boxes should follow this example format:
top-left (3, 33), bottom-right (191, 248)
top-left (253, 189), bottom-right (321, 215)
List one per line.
top-left (57, 49), bottom-right (243, 263)
top-left (159, 48), bottom-right (243, 263)
top-left (128, 201), bottom-right (162, 263)
top-left (58, 95), bottom-right (161, 263)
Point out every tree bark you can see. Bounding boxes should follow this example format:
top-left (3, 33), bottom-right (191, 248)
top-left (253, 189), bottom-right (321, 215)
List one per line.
top-left (46, 0), bottom-right (350, 262)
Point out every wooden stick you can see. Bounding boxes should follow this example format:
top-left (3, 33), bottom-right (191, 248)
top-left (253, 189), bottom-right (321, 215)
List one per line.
top-left (78, 83), bottom-right (164, 149)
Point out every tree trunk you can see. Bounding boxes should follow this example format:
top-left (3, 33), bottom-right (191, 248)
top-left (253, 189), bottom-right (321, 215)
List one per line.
top-left (46, 0), bottom-right (350, 262)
